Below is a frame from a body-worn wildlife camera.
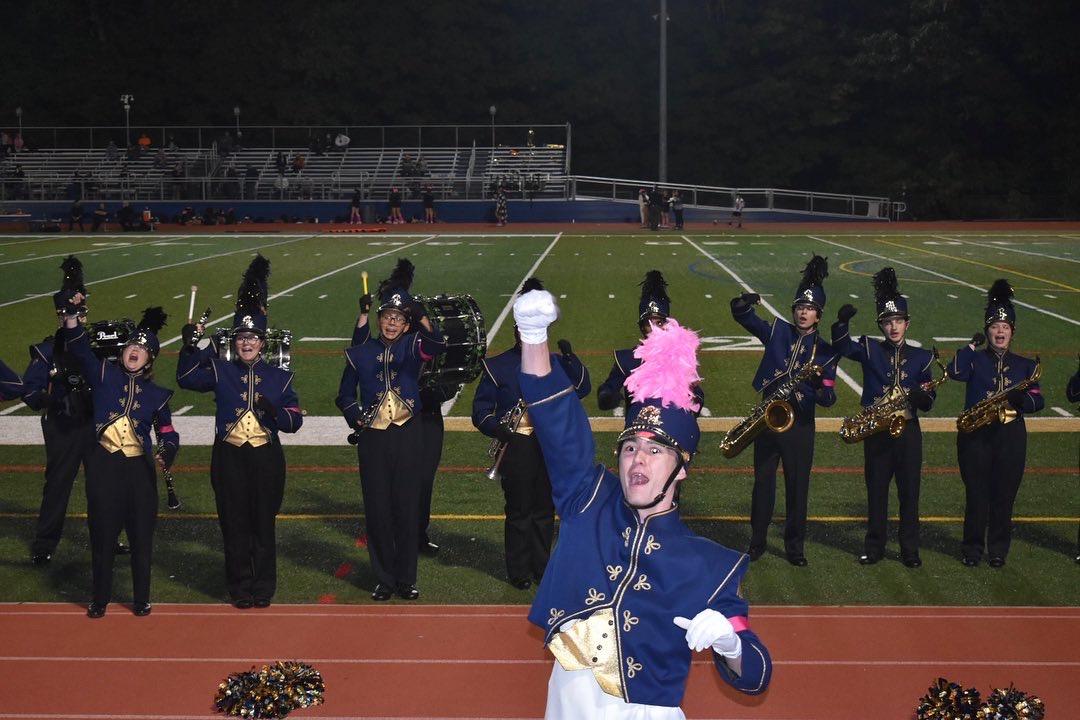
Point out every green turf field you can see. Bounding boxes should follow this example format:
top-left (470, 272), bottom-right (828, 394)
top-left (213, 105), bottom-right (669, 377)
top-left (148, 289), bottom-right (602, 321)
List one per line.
top-left (0, 229), bottom-right (1076, 606)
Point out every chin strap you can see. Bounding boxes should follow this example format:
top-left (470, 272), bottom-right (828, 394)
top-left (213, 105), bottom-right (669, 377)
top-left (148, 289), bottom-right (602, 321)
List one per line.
top-left (627, 456), bottom-right (685, 511)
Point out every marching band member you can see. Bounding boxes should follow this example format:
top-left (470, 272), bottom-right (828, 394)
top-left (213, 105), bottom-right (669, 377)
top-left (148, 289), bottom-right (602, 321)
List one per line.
top-left (472, 278), bottom-right (591, 590)
top-left (730, 255), bottom-right (838, 566)
top-left (60, 303), bottom-right (178, 618)
top-left (0, 358), bottom-right (22, 399)
top-left (597, 271), bottom-right (704, 415)
top-left (336, 259), bottom-right (446, 601)
top-left (1068, 359), bottom-right (1080, 564)
top-left (831, 268), bottom-right (937, 568)
top-left (949, 280), bottom-right (1043, 568)
top-left (177, 255), bottom-right (303, 608)
top-left (513, 288), bottom-right (771, 718)
top-left (21, 257), bottom-right (106, 566)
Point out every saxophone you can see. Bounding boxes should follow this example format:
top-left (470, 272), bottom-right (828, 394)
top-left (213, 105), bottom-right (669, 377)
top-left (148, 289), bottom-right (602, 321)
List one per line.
top-left (839, 353), bottom-right (949, 444)
top-left (956, 357), bottom-right (1041, 433)
top-left (720, 360), bottom-right (824, 459)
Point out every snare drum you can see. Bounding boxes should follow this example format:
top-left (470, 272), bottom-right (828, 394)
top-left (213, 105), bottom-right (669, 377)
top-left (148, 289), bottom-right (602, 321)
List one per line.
top-left (415, 294), bottom-right (486, 395)
top-left (212, 327), bottom-right (293, 370)
top-left (89, 319), bottom-right (136, 361)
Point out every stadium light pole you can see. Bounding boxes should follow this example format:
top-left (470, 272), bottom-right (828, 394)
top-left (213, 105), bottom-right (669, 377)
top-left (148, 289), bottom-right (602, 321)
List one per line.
top-left (489, 105), bottom-right (496, 148)
top-left (120, 94), bottom-right (134, 146)
top-left (657, 0), bottom-right (668, 183)
top-left (15, 107), bottom-right (22, 140)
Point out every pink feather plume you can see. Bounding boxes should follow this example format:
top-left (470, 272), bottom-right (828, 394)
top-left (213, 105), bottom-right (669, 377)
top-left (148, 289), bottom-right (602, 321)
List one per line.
top-left (624, 319), bottom-right (702, 412)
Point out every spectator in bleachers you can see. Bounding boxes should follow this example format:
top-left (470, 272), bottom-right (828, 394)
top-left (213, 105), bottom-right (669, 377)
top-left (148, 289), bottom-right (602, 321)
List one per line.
top-left (91, 203), bottom-right (109, 232)
top-left (292, 154), bottom-right (306, 173)
top-left (153, 148), bottom-right (168, 169)
top-left (335, 132), bottom-right (350, 150)
top-left (275, 151), bottom-right (287, 175)
top-left (388, 187), bottom-right (404, 224)
top-left (423, 185), bottom-right (435, 223)
top-left (350, 188), bottom-right (363, 225)
top-left (13, 133), bottom-right (24, 153)
top-left (68, 200), bottom-right (85, 232)
top-left (1, 131), bottom-right (11, 157)
top-left (106, 141), bottom-right (119, 162)
top-left (137, 133), bottom-right (152, 151)
top-left (126, 144), bottom-right (141, 161)
top-left (495, 187), bottom-right (509, 227)
top-left (117, 202), bottom-right (137, 232)
top-left (166, 135), bottom-right (179, 152)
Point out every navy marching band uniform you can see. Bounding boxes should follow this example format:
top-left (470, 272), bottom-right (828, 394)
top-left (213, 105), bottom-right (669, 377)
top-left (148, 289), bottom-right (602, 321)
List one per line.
top-left (514, 300), bottom-right (770, 715)
top-left (177, 256), bottom-right (303, 606)
top-left (831, 268), bottom-right (937, 567)
top-left (948, 280), bottom-right (1043, 567)
top-left (0, 358), bottom-right (25, 399)
top-left (61, 306), bottom-right (178, 617)
top-left (731, 256), bottom-right (838, 565)
top-left (598, 271), bottom-right (704, 415)
top-left (336, 259), bottom-right (446, 600)
top-left (1067, 362), bottom-right (1080, 564)
top-left (473, 281), bottom-right (590, 588)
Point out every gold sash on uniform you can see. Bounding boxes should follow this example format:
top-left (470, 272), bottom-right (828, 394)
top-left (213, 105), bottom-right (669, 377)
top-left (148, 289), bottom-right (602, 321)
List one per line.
top-left (99, 416), bottom-right (144, 458)
top-left (368, 390), bottom-right (413, 430)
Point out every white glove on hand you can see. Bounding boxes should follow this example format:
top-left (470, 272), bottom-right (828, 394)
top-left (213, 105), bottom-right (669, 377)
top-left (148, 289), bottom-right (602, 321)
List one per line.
top-left (513, 289), bottom-right (558, 344)
top-left (673, 609), bottom-right (742, 658)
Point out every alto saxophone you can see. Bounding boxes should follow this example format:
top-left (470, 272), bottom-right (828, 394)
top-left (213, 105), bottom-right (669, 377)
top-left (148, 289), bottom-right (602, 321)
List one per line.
top-left (956, 357), bottom-right (1042, 433)
top-left (485, 401), bottom-right (527, 481)
top-left (839, 354), bottom-right (949, 444)
top-left (720, 360), bottom-right (824, 459)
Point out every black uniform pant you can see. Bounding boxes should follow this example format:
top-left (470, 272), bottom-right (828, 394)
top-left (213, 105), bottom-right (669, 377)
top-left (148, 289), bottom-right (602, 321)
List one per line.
top-left (85, 444), bottom-right (156, 605)
top-left (673, 208), bottom-right (684, 229)
top-left (749, 420), bottom-right (815, 558)
top-left (418, 410), bottom-right (444, 546)
top-left (500, 434), bottom-right (554, 582)
top-left (358, 419), bottom-right (422, 587)
top-left (33, 414), bottom-right (95, 556)
top-left (957, 420), bottom-right (1027, 561)
top-left (862, 419), bottom-right (922, 560)
top-left (648, 206), bottom-right (660, 230)
top-left (210, 439), bottom-right (286, 602)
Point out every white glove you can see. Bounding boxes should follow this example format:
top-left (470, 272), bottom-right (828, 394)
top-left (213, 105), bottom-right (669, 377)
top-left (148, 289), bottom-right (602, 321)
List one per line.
top-left (673, 609), bottom-right (742, 658)
top-left (513, 289), bottom-right (558, 344)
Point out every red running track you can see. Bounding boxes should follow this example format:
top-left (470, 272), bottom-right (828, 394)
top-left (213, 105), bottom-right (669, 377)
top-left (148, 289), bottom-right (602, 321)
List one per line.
top-left (0, 603), bottom-right (1076, 719)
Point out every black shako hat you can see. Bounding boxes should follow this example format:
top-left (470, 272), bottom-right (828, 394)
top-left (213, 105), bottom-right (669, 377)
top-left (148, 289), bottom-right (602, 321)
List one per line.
top-left (984, 279), bottom-right (1016, 327)
top-left (233, 254), bottom-right (270, 335)
top-left (873, 267), bottom-right (909, 321)
top-left (376, 258), bottom-right (415, 316)
top-left (53, 255), bottom-right (88, 315)
top-left (638, 270), bottom-right (670, 324)
top-left (792, 255), bottom-right (828, 312)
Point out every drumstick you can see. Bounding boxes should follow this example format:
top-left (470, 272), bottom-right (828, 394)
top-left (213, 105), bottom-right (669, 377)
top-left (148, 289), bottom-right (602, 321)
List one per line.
top-left (361, 271), bottom-right (369, 295)
top-left (187, 286), bottom-right (197, 323)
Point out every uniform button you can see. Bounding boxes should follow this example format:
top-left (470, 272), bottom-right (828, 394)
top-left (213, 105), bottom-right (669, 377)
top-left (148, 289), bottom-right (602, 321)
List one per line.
top-left (596, 645), bottom-right (602, 650)
top-left (591, 657), bottom-right (598, 663)
top-left (602, 633), bottom-right (608, 638)
top-left (608, 620), bottom-right (614, 626)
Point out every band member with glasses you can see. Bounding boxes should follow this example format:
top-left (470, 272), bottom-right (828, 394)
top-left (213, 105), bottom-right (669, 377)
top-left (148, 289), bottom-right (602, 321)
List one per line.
top-left (177, 255), bottom-right (303, 608)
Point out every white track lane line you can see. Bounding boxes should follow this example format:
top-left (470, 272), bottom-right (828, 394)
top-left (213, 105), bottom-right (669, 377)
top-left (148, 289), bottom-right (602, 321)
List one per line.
top-left (809, 235), bottom-right (1080, 327)
top-left (934, 234), bottom-right (1080, 264)
top-left (682, 236), bottom-right (863, 396)
top-left (440, 232), bottom-right (563, 415)
top-left (158, 236), bottom-right (436, 347)
top-left (0, 234), bottom-right (317, 309)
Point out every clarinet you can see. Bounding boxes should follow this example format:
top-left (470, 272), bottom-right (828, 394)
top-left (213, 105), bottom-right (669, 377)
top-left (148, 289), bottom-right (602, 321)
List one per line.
top-left (186, 307), bottom-right (212, 347)
top-left (155, 439), bottom-right (181, 510)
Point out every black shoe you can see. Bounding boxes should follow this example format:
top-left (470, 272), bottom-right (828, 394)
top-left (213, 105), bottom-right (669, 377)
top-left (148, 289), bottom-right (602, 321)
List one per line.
top-left (133, 602), bottom-right (152, 617)
top-left (961, 556), bottom-right (980, 567)
top-left (253, 598), bottom-right (271, 608)
top-left (87, 602), bottom-right (107, 619)
top-left (787, 554), bottom-right (808, 567)
top-left (371, 584), bottom-right (393, 602)
top-left (31, 552), bottom-right (52, 566)
top-left (988, 556), bottom-right (1006, 568)
top-left (858, 554), bottom-right (881, 566)
top-left (746, 545), bottom-right (765, 561)
top-left (114, 542), bottom-right (131, 555)
top-left (233, 597), bottom-right (254, 609)
top-left (903, 556), bottom-right (922, 568)
top-left (396, 583), bottom-right (420, 600)
top-left (510, 577), bottom-right (532, 590)
top-left (419, 540), bottom-right (440, 557)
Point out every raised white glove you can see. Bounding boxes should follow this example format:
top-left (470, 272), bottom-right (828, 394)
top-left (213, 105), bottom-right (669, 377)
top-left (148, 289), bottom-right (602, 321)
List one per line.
top-left (513, 289), bottom-right (558, 344)
top-left (673, 609), bottom-right (742, 658)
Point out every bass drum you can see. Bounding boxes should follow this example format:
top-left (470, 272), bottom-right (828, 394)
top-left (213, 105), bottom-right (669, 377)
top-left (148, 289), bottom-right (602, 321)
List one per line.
top-left (212, 328), bottom-right (293, 370)
top-left (89, 319), bottom-right (136, 361)
top-left (416, 294), bottom-right (486, 398)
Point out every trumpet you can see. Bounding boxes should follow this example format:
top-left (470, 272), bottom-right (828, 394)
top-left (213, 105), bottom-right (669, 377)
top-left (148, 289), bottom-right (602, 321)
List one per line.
top-left (485, 401), bottom-right (527, 481)
top-left (957, 357), bottom-right (1042, 433)
top-left (186, 306), bottom-right (212, 347)
top-left (839, 353), bottom-right (949, 444)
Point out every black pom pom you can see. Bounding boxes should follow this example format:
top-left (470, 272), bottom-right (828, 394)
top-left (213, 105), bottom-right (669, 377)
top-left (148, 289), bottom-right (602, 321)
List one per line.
top-left (520, 277), bottom-right (545, 293)
top-left (137, 306), bottom-right (168, 334)
top-left (639, 270), bottom-right (669, 303)
top-left (59, 255), bottom-right (85, 292)
top-left (873, 267), bottom-right (900, 303)
top-left (237, 254), bottom-right (271, 312)
top-left (378, 258), bottom-right (415, 297)
top-left (987, 278), bottom-right (1014, 304)
top-left (799, 255), bottom-right (829, 290)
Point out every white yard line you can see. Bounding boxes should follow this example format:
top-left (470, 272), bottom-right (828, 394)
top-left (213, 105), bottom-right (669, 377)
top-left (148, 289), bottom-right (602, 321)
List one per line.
top-left (933, 234), bottom-right (1080, 265)
top-left (1051, 406), bottom-right (1074, 417)
top-left (158, 236), bottom-right (437, 347)
top-left (0, 240), bottom-right (149, 267)
top-left (682, 236), bottom-right (863, 396)
top-left (0, 402), bottom-right (26, 416)
top-left (0, 234), bottom-right (319, 309)
top-left (441, 232), bottom-right (564, 415)
top-left (809, 235), bottom-right (1080, 327)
